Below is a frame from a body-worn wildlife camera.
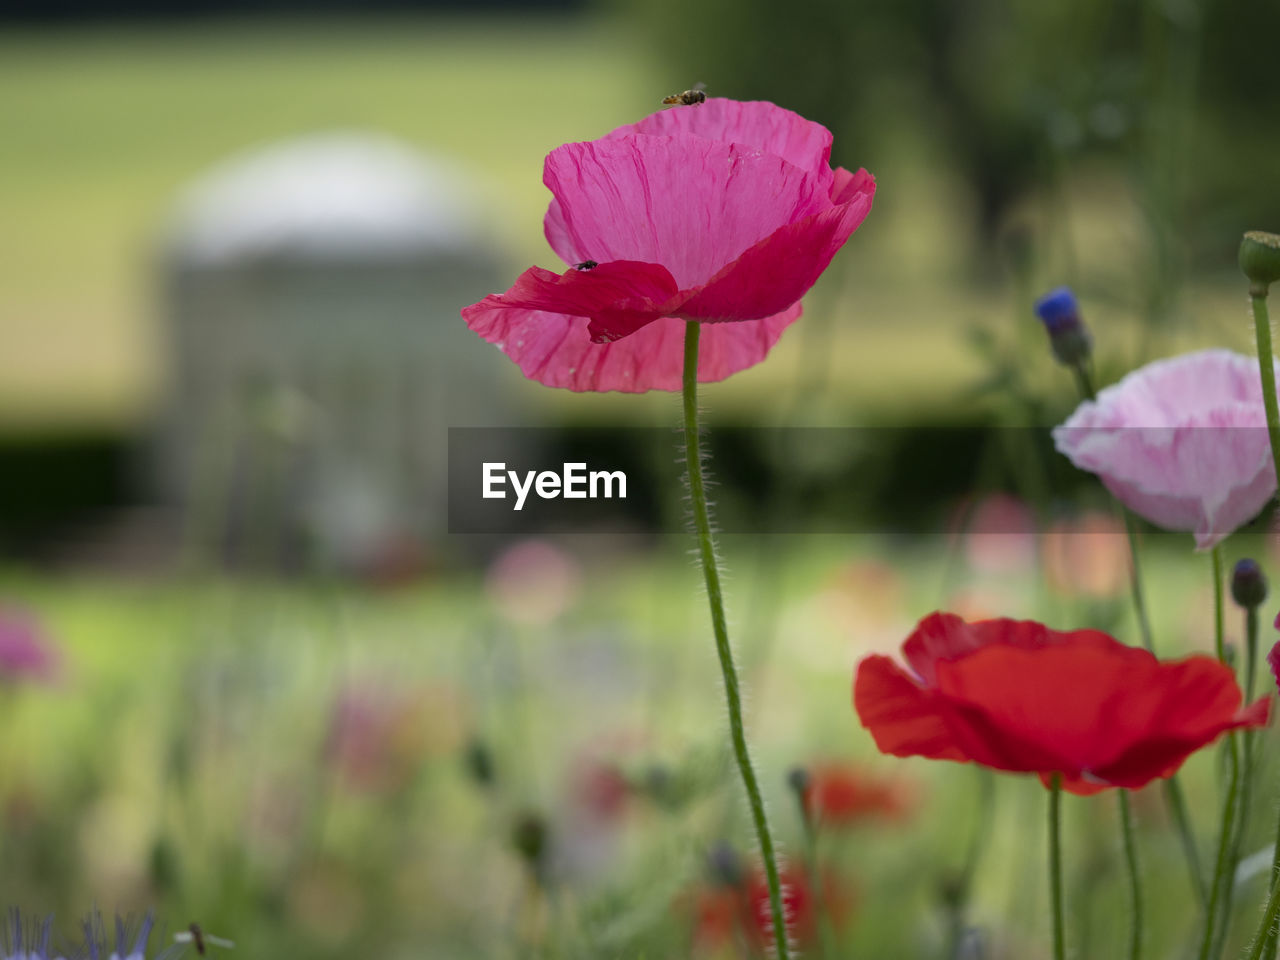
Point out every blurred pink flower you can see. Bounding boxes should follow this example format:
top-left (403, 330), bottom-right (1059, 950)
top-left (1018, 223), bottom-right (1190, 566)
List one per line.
top-left (1054, 349), bottom-right (1279, 550)
top-left (462, 99), bottom-right (875, 392)
top-left (957, 494), bottom-right (1037, 575)
top-left (326, 681), bottom-right (434, 793)
top-left (0, 608), bottom-right (60, 685)
top-left (485, 539), bottom-right (581, 625)
top-left (1041, 511), bottom-right (1130, 598)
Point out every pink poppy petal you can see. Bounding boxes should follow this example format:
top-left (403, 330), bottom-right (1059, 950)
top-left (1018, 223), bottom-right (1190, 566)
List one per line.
top-left (604, 98), bottom-right (835, 184)
top-left (542, 135), bottom-right (830, 289)
top-left (491, 261), bottom-right (680, 344)
top-left (1053, 348), bottom-right (1280, 547)
top-left (461, 300), bottom-right (801, 393)
top-left (673, 181), bottom-right (874, 322)
top-left (830, 166), bottom-right (875, 205)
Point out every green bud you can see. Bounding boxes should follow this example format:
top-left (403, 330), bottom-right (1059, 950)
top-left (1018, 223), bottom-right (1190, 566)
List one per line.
top-left (511, 811), bottom-right (548, 868)
top-left (1239, 231), bottom-right (1280, 296)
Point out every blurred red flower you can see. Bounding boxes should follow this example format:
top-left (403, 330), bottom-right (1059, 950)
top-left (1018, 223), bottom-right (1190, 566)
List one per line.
top-left (855, 612), bottom-right (1268, 796)
top-left (802, 763), bottom-right (911, 826)
top-left (462, 99), bottom-right (874, 393)
top-left (691, 862), bottom-right (848, 954)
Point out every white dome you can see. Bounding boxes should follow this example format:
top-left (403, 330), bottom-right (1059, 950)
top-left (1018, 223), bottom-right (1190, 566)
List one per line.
top-left (168, 131), bottom-right (488, 266)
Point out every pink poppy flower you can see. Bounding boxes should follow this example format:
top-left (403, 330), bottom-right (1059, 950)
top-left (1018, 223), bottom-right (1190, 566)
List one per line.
top-left (1053, 349), bottom-right (1279, 550)
top-left (462, 99), bottom-right (875, 392)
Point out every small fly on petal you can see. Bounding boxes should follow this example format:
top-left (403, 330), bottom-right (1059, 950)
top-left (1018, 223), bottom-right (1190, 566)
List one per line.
top-left (662, 82), bottom-right (706, 106)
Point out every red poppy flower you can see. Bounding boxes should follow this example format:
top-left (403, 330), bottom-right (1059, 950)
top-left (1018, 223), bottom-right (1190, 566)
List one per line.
top-left (854, 612), bottom-right (1269, 796)
top-left (461, 99), bottom-right (874, 392)
top-left (802, 763), bottom-right (911, 826)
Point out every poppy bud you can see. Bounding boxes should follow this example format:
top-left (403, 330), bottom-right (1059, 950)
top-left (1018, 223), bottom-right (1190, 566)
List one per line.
top-left (463, 738), bottom-right (495, 788)
top-left (1034, 287), bottom-right (1093, 368)
top-left (706, 841), bottom-right (745, 888)
top-left (1240, 231), bottom-right (1280, 296)
top-left (511, 811), bottom-right (548, 868)
top-left (1232, 558), bottom-right (1269, 609)
top-left (786, 765), bottom-right (811, 796)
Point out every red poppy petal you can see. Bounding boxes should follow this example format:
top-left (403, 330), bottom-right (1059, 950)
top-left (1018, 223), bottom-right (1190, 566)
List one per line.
top-left (853, 655), bottom-right (968, 762)
top-left (902, 614), bottom-right (1103, 687)
top-left (460, 301), bottom-right (801, 393)
top-left (671, 183), bottom-right (874, 323)
top-left (604, 98), bottom-right (836, 186)
top-left (542, 135), bottom-right (830, 289)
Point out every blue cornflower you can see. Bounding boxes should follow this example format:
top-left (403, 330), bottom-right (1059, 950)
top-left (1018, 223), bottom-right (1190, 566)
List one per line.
top-left (1033, 287), bottom-right (1092, 367)
top-left (2, 912), bottom-right (186, 960)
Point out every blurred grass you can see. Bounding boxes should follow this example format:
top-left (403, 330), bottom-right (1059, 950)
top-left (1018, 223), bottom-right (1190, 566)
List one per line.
top-left (0, 16), bottom-right (1265, 434)
top-left (2, 530), bottom-right (1277, 956)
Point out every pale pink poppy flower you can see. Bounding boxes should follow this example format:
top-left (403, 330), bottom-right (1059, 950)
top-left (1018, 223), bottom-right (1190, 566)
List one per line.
top-left (1053, 349), bottom-right (1279, 550)
top-left (462, 99), bottom-right (875, 392)
top-left (485, 538), bottom-right (581, 625)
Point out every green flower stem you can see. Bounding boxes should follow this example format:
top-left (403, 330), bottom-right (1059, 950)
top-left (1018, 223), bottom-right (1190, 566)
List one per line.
top-left (1250, 293), bottom-right (1280, 485)
top-left (1261, 802), bottom-right (1280, 960)
top-left (1200, 545), bottom-right (1241, 960)
top-left (1118, 791), bottom-right (1143, 960)
top-left (681, 321), bottom-right (789, 960)
top-left (1246, 872), bottom-right (1280, 960)
top-left (1070, 359), bottom-right (1204, 905)
top-left (1249, 284), bottom-right (1280, 960)
top-left (1049, 774), bottom-right (1066, 960)
top-left (1219, 605), bottom-right (1264, 959)
top-left (1246, 606), bottom-right (1260, 703)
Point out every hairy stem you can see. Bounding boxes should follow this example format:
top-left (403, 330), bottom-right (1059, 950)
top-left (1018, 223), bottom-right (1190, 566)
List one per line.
top-left (681, 321), bottom-right (789, 959)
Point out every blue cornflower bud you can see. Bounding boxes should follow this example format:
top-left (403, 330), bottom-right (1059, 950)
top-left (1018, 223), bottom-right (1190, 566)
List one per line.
top-left (1232, 558), bottom-right (1269, 610)
top-left (1034, 287), bottom-right (1093, 368)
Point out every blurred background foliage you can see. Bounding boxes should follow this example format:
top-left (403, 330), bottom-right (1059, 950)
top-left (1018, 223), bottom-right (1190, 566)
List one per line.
top-left (4, 0), bottom-right (1280, 957)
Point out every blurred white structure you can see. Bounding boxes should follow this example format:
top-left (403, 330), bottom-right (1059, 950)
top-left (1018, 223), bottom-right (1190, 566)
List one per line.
top-left (159, 131), bottom-right (511, 572)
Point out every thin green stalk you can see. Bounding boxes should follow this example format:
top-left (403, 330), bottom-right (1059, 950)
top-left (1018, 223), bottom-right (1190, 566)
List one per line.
top-left (1261, 798), bottom-right (1280, 960)
top-left (1049, 774), bottom-right (1066, 960)
top-left (793, 800), bottom-right (836, 960)
top-left (1200, 545), bottom-right (1241, 960)
top-left (1069, 358), bottom-right (1204, 904)
top-left (1246, 874), bottom-right (1280, 960)
top-left (1246, 606), bottom-right (1261, 703)
top-left (1250, 293), bottom-right (1280, 485)
top-left (946, 769), bottom-right (995, 959)
top-left (681, 321), bottom-right (789, 960)
top-left (1118, 791), bottom-right (1143, 960)
top-left (1217, 606), bottom-right (1264, 959)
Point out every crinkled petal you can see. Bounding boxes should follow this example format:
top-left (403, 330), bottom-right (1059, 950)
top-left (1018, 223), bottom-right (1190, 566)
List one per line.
top-left (603, 98), bottom-right (836, 185)
top-left (542, 135), bottom-right (830, 289)
top-left (672, 177), bottom-right (874, 322)
top-left (461, 300), bottom-right (801, 393)
top-left (900, 612), bottom-right (1093, 687)
top-left (830, 166), bottom-right (875, 205)
top-left (932, 642), bottom-right (1265, 795)
top-left (853, 655), bottom-right (968, 762)
top-left (488, 261), bottom-right (680, 344)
